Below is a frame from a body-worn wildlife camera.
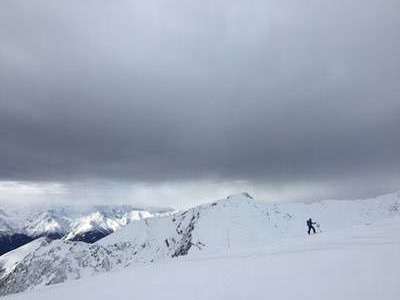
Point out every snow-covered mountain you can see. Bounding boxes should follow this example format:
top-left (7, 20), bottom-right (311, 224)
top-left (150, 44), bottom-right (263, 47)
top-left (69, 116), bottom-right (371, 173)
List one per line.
top-left (0, 206), bottom-right (171, 256)
top-left (5, 218), bottom-right (400, 300)
top-left (1, 192), bottom-right (399, 297)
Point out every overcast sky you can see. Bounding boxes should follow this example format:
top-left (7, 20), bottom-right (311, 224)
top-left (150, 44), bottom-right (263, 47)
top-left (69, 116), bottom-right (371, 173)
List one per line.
top-left (1, 0), bottom-right (399, 208)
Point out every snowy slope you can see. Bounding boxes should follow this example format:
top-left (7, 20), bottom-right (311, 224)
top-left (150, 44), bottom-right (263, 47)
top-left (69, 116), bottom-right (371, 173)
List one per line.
top-left (3, 217), bottom-right (400, 300)
top-left (1, 192), bottom-right (399, 296)
top-left (99, 191), bottom-right (400, 254)
top-left (0, 239), bottom-right (45, 280)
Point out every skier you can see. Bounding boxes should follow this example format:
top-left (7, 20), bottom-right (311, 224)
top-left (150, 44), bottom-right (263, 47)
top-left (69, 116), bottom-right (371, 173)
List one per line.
top-left (306, 218), bottom-right (316, 235)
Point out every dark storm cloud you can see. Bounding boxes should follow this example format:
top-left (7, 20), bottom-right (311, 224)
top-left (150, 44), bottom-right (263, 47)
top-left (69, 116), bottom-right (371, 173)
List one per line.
top-left (1, 0), bottom-right (400, 201)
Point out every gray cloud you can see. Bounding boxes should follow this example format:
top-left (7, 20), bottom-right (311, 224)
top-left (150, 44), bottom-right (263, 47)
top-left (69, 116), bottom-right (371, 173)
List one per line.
top-left (1, 0), bottom-right (400, 205)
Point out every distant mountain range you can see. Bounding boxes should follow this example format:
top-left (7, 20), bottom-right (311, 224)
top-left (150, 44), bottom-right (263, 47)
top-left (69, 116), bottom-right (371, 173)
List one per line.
top-left (0, 205), bottom-right (172, 256)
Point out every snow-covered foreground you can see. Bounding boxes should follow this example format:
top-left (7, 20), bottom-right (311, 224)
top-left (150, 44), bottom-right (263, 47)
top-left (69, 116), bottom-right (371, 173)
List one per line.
top-left (5, 217), bottom-right (400, 300)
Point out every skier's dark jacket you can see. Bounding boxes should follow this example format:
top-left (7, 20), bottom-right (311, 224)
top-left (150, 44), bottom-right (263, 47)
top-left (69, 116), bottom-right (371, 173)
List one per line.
top-left (306, 219), bottom-right (314, 227)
